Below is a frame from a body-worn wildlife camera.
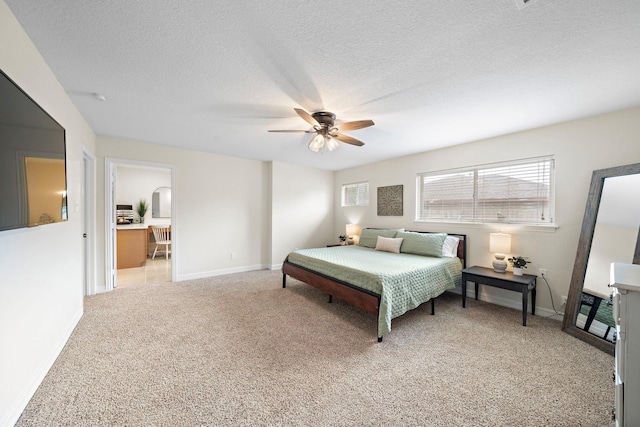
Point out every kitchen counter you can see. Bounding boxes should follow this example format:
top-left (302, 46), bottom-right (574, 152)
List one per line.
top-left (116, 226), bottom-right (148, 269)
top-left (116, 224), bottom-right (171, 268)
top-left (116, 223), bottom-right (149, 230)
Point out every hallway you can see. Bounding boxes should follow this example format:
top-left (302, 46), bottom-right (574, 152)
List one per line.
top-left (116, 258), bottom-right (171, 288)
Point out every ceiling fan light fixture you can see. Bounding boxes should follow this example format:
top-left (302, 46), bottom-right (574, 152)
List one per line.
top-left (326, 137), bottom-right (339, 151)
top-left (308, 134), bottom-right (324, 152)
top-left (270, 108), bottom-right (374, 153)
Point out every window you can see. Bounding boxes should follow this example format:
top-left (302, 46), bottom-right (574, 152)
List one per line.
top-left (416, 157), bottom-right (554, 225)
top-left (342, 181), bottom-right (369, 207)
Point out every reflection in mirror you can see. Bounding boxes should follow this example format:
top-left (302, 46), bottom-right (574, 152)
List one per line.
top-left (24, 156), bottom-right (67, 225)
top-left (152, 187), bottom-right (171, 218)
top-left (563, 163), bottom-right (640, 355)
top-left (579, 174), bottom-right (640, 342)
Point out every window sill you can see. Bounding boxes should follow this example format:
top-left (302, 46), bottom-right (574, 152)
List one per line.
top-left (412, 220), bottom-right (558, 233)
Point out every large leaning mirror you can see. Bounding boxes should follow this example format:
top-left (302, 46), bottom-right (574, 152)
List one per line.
top-left (562, 163), bottom-right (640, 355)
top-left (152, 186), bottom-right (171, 218)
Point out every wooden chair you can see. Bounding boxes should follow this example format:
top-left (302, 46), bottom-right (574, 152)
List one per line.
top-left (151, 225), bottom-right (171, 260)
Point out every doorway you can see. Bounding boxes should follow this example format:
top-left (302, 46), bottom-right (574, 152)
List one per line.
top-left (105, 158), bottom-right (175, 291)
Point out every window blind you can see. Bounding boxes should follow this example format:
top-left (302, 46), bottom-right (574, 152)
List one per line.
top-left (342, 182), bottom-right (369, 207)
top-left (417, 157), bottom-right (554, 224)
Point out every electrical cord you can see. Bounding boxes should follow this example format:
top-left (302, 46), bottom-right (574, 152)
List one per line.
top-left (540, 272), bottom-right (564, 318)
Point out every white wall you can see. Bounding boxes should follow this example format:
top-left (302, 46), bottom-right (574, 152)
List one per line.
top-left (97, 137), bottom-right (292, 286)
top-left (0, 2), bottom-right (96, 425)
top-left (334, 107), bottom-right (640, 317)
top-left (96, 137), bottom-right (273, 283)
top-left (270, 161), bottom-right (334, 267)
top-left (96, 142), bottom-right (336, 282)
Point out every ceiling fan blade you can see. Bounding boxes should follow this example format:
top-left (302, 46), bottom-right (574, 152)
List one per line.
top-left (331, 133), bottom-right (365, 147)
top-left (294, 108), bottom-right (320, 127)
top-left (268, 129), bottom-right (313, 133)
top-left (338, 120), bottom-right (375, 131)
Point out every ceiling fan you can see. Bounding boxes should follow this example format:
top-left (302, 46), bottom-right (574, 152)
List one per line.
top-left (268, 108), bottom-right (374, 152)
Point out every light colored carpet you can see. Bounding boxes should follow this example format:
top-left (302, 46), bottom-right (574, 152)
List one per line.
top-left (17, 270), bottom-right (614, 426)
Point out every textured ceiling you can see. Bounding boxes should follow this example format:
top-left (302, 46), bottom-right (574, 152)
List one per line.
top-left (5, 0), bottom-right (640, 170)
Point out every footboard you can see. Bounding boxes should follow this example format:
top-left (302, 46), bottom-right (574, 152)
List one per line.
top-left (283, 261), bottom-right (380, 316)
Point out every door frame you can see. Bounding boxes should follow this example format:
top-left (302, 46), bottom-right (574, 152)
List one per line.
top-left (83, 149), bottom-right (96, 296)
top-left (105, 157), bottom-right (176, 291)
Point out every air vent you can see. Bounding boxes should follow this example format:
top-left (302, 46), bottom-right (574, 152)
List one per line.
top-left (514, 0), bottom-right (536, 9)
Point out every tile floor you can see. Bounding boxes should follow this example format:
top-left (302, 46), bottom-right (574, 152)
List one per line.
top-left (116, 258), bottom-right (171, 288)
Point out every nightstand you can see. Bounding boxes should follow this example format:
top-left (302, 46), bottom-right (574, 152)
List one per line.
top-left (461, 266), bottom-right (537, 326)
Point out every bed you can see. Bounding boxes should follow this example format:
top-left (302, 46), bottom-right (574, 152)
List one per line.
top-left (282, 229), bottom-right (467, 341)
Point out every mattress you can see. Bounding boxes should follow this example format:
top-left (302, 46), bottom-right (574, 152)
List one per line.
top-left (286, 245), bottom-right (462, 336)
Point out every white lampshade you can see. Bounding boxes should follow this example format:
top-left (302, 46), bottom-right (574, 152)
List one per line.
top-left (326, 137), bottom-right (339, 151)
top-left (308, 134), bottom-right (324, 152)
top-left (489, 233), bottom-right (511, 254)
top-left (346, 223), bottom-right (358, 237)
top-left (489, 233), bottom-right (511, 273)
top-left (346, 223), bottom-right (360, 244)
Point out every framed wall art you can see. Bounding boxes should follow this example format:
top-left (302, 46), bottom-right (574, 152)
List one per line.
top-left (377, 185), bottom-right (403, 216)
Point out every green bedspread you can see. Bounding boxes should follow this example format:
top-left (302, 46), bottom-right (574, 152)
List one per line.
top-left (286, 245), bottom-right (462, 337)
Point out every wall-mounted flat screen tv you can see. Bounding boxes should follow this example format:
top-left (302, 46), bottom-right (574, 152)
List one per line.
top-left (0, 68), bottom-right (68, 232)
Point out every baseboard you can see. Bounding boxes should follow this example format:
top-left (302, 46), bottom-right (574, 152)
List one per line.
top-left (2, 307), bottom-right (83, 427)
top-left (176, 264), bottom-right (268, 281)
top-left (448, 286), bottom-right (563, 322)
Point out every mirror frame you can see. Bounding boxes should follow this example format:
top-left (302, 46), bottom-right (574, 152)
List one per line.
top-left (152, 186), bottom-right (171, 218)
top-left (562, 162), bottom-right (640, 355)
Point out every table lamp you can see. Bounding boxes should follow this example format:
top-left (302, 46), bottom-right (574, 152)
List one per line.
top-left (490, 233), bottom-right (511, 273)
top-left (346, 224), bottom-right (360, 245)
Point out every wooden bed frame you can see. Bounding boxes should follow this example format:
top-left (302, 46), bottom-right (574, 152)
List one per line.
top-left (282, 232), bottom-right (467, 341)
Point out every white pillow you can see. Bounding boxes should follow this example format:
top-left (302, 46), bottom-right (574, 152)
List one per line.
top-left (375, 236), bottom-right (404, 254)
top-left (442, 236), bottom-right (460, 258)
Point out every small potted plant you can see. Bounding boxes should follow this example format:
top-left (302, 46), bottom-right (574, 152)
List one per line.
top-left (136, 199), bottom-right (149, 224)
top-left (508, 256), bottom-right (530, 276)
top-left (338, 235), bottom-right (347, 245)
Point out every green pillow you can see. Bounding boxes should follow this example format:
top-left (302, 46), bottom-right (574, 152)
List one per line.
top-left (397, 231), bottom-right (446, 257)
top-left (358, 229), bottom-right (399, 248)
